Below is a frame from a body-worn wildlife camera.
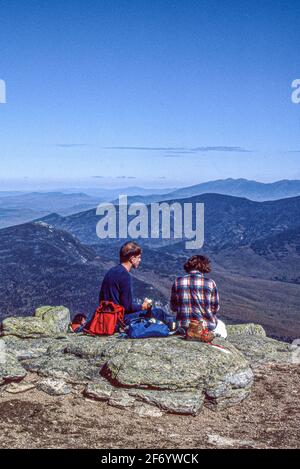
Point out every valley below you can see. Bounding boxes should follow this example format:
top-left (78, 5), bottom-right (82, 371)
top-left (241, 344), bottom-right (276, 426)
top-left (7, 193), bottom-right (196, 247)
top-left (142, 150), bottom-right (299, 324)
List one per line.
top-left (0, 185), bottom-right (299, 342)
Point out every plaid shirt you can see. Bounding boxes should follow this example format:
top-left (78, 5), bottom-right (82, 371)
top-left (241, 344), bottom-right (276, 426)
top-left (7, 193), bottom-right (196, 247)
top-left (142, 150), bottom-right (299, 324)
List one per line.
top-left (170, 270), bottom-right (220, 330)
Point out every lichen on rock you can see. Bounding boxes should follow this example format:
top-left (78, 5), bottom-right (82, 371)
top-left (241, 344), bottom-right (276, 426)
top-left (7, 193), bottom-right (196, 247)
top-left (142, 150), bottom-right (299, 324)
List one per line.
top-left (1, 306), bottom-right (70, 339)
top-left (227, 323), bottom-right (266, 337)
top-left (0, 349), bottom-right (27, 385)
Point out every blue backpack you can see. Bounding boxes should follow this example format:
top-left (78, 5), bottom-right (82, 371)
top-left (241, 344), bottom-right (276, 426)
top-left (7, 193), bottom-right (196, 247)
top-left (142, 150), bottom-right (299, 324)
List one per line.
top-left (127, 318), bottom-right (170, 339)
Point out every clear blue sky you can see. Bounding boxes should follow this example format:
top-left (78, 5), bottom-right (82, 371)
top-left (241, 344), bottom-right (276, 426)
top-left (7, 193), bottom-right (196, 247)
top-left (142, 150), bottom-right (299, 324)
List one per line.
top-left (0, 0), bottom-right (299, 190)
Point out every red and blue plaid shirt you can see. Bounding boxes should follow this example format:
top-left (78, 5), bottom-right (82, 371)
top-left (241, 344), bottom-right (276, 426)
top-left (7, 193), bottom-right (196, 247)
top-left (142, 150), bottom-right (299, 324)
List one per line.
top-left (170, 270), bottom-right (220, 330)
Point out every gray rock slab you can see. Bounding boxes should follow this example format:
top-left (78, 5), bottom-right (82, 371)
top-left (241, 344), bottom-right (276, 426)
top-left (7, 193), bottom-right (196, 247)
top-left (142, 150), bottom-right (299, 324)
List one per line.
top-left (0, 352), bottom-right (27, 385)
top-left (228, 334), bottom-right (293, 364)
top-left (36, 378), bottom-right (72, 396)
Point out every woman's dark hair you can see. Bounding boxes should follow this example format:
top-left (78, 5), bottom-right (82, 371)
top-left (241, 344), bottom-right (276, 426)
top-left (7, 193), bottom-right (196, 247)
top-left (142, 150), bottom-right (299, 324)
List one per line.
top-left (72, 313), bottom-right (86, 325)
top-left (119, 241), bottom-right (142, 263)
top-left (184, 255), bottom-right (211, 273)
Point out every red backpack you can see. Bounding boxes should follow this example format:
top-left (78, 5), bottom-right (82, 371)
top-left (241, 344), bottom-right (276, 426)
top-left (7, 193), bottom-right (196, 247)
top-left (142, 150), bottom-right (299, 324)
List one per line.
top-left (83, 301), bottom-right (125, 336)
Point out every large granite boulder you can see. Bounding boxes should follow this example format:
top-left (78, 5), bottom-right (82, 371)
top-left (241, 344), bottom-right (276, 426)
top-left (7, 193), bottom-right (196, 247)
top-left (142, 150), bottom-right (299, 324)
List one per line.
top-left (83, 336), bottom-right (254, 413)
top-left (0, 311), bottom-right (296, 416)
top-left (1, 306), bottom-right (70, 339)
top-left (18, 334), bottom-right (254, 414)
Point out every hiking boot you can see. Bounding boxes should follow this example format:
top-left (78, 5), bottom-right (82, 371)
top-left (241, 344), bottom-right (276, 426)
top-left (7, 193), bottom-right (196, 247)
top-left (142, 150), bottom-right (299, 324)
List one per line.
top-left (185, 320), bottom-right (215, 343)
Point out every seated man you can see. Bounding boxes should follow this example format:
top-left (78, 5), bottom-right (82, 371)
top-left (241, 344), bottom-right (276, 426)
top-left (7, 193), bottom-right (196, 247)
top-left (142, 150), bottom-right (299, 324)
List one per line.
top-left (99, 241), bottom-right (149, 313)
top-left (99, 241), bottom-right (173, 327)
top-left (170, 254), bottom-right (227, 338)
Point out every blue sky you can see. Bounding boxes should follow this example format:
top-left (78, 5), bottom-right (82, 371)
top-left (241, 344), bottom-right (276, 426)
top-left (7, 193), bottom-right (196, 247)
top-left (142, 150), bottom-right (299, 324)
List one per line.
top-left (0, 0), bottom-right (299, 190)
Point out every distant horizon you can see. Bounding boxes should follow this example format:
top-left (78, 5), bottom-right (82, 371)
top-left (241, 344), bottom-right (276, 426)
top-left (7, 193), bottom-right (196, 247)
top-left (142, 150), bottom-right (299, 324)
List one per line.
top-left (0, 176), bottom-right (299, 193)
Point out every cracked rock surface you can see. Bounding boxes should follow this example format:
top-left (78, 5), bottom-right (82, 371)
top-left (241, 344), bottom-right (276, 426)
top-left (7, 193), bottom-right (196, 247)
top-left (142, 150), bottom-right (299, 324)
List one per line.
top-left (0, 307), bottom-right (295, 415)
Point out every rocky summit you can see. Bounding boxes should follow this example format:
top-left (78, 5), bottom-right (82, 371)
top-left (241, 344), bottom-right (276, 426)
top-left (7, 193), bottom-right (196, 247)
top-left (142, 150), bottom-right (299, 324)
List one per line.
top-left (0, 306), bottom-right (295, 416)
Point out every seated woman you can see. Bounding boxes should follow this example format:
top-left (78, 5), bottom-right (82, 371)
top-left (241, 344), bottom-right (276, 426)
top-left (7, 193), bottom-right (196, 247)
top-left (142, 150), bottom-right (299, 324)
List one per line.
top-left (170, 254), bottom-right (227, 339)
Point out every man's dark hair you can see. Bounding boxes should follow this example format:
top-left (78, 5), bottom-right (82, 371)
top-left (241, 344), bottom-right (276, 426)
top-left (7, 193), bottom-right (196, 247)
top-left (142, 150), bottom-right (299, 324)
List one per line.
top-left (119, 241), bottom-right (142, 263)
top-left (184, 255), bottom-right (211, 273)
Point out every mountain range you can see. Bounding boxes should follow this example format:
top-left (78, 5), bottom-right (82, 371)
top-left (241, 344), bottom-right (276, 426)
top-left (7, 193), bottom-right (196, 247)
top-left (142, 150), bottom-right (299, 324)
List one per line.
top-left (0, 221), bottom-right (165, 321)
top-left (37, 192), bottom-right (300, 251)
top-left (160, 178), bottom-right (300, 202)
top-left (1, 178), bottom-right (300, 229)
top-left (0, 187), bottom-right (175, 228)
top-left (0, 180), bottom-right (299, 341)
top-left (113, 178), bottom-right (300, 204)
